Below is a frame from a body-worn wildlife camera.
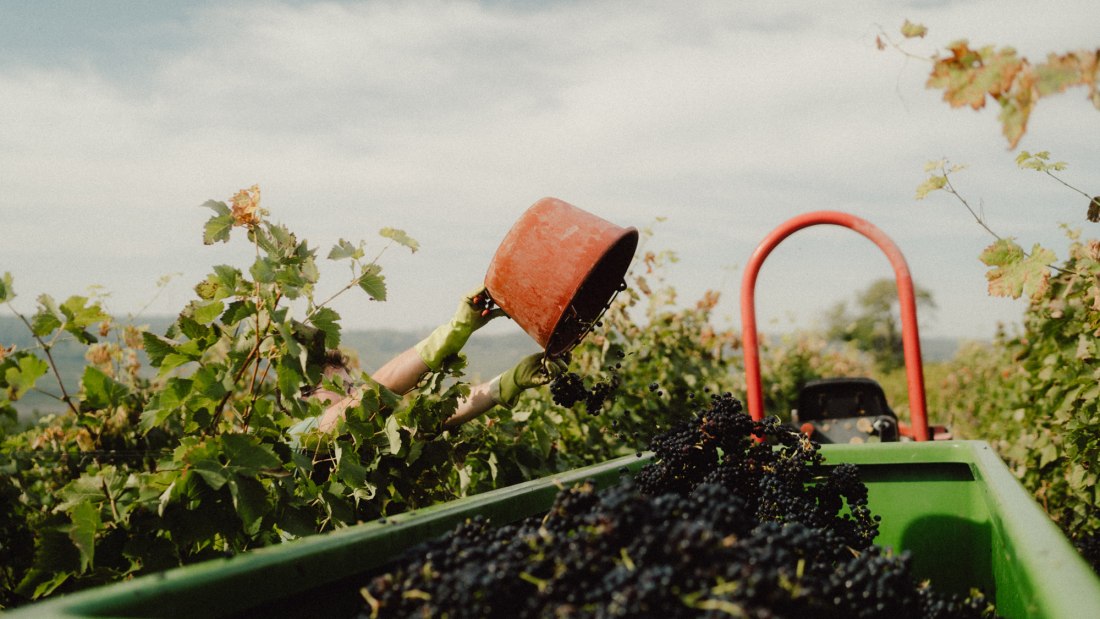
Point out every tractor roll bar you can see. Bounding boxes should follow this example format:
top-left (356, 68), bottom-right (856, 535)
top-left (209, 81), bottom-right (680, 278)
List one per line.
top-left (739, 211), bottom-right (930, 441)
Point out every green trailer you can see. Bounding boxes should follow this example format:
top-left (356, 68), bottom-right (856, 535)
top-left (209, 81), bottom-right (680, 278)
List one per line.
top-left (9, 440), bottom-right (1100, 618)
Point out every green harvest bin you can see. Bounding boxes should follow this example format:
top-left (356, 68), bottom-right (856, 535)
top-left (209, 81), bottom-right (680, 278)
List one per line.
top-left (10, 441), bottom-right (1100, 618)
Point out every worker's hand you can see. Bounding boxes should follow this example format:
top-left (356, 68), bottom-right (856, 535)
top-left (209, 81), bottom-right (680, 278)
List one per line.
top-left (491, 353), bottom-right (569, 408)
top-left (415, 286), bottom-right (507, 371)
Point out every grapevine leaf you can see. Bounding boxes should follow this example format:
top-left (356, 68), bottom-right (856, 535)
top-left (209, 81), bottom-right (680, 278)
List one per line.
top-left (0, 271), bottom-right (13, 302)
top-left (203, 212), bottom-right (235, 245)
top-left (191, 365), bottom-right (228, 402)
top-left (67, 500), bottom-right (100, 572)
top-left (277, 361), bottom-right (304, 402)
top-left (81, 365), bottom-right (129, 409)
top-left (213, 264), bottom-right (244, 294)
top-left (998, 96), bottom-right (1030, 150)
top-left (980, 239), bottom-right (1056, 300)
top-left (228, 476), bottom-right (269, 536)
top-left (914, 174), bottom-right (947, 200)
top-left (335, 446), bottom-right (368, 487)
top-left (59, 296), bottom-right (108, 344)
top-left (380, 227), bottom-right (420, 253)
top-left (250, 256), bottom-right (277, 284)
top-left (927, 41), bottom-right (1023, 110)
top-left (384, 413), bottom-right (402, 454)
top-left (201, 199), bottom-right (230, 216)
top-left (220, 434), bottom-right (282, 474)
top-left (56, 474), bottom-right (109, 512)
top-left (358, 264), bottom-right (387, 301)
top-left (309, 307), bottom-right (342, 349)
top-left (900, 19), bottom-right (927, 39)
top-left (327, 239), bottom-right (363, 261)
top-left (4, 353), bottom-right (48, 400)
top-left (31, 295), bottom-right (63, 337)
top-left (16, 529), bottom-right (79, 599)
top-left (191, 459), bottom-right (229, 490)
top-left (185, 300), bottom-right (224, 325)
top-left (220, 300), bottom-right (253, 325)
top-left (141, 332), bottom-right (177, 367)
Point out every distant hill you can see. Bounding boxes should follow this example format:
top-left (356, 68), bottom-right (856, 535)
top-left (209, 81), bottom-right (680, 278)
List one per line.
top-left (1, 315), bottom-right (965, 421)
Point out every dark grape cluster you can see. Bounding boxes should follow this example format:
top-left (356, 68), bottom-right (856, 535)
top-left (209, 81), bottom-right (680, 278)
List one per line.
top-left (550, 370), bottom-right (621, 415)
top-left (357, 393), bottom-right (998, 619)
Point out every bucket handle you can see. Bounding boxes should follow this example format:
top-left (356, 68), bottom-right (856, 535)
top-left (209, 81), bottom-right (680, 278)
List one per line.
top-left (739, 211), bottom-right (930, 442)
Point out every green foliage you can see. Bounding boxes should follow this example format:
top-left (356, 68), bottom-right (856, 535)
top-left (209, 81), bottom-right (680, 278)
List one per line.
top-left (914, 145), bottom-right (1100, 555)
top-left (0, 189), bottom-right (437, 608)
top-left (758, 331), bottom-right (875, 420)
top-left (825, 278), bottom-right (935, 372)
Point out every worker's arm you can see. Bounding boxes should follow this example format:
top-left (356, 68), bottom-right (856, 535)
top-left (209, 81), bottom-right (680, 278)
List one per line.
top-left (314, 286), bottom-right (505, 432)
top-left (443, 353), bottom-right (569, 428)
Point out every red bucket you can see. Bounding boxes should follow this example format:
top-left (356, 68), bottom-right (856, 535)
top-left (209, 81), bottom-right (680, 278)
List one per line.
top-left (485, 198), bottom-right (639, 357)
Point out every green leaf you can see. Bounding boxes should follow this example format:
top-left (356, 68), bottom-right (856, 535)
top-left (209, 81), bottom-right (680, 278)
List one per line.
top-left (202, 199), bottom-right (230, 216)
top-left (0, 271), bottom-right (13, 302)
top-left (221, 300), bottom-right (253, 325)
top-left (358, 264), bottom-right (387, 301)
top-left (81, 365), bottom-right (129, 409)
top-left (980, 239), bottom-right (1057, 300)
top-left (60, 296), bottom-right (109, 343)
top-left (31, 295), bottom-right (63, 336)
top-left (384, 414), bottom-right (402, 454)
top-left (186, 300), bottom-right (225, 325)
top-left (250, 256), bottom-right (276, 284)
top-left (220, 434), bottom-right (283, 474)
top-left (16, 529), bottom-right (79, 599)
top-left (310, 307), bottom-right (342, 349)
top-left (191, 459), bottom-right (229, 490)
top-left (67, 500), bottom-right (100, 572)
top-left (142, 332), bottom-right (177, 367)
top-left (379, 227), bottom-right (420, 253)
top-left (203, 212), bottom-right (235, 245)
top-left (228, 476), bottom-right (270, 536)
top-left (56, 474), bottom-right (109, 512)
top-left (276, 360), bottom-right (304, 402)
top-left (327, 239), bottom-right (363, 261)
top-left (4, 353), bottom-right (48, 400)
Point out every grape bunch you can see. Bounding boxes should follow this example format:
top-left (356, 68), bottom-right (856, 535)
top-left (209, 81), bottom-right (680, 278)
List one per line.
top-left (357, 393), bottom-right (998, 619)
top-left (550, 370), bottom-right (621, 415)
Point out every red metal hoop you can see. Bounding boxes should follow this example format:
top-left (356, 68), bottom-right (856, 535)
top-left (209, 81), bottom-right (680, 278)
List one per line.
top-left (739, 211), bottom-right (930, 441)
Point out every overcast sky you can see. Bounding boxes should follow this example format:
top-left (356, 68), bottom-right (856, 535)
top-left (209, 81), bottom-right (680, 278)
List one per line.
top-left (1, 1), bottom-right (1098, 347)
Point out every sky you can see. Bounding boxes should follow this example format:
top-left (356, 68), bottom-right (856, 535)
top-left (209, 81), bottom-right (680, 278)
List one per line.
top-left (1, 0), bottom-right (1098, 347)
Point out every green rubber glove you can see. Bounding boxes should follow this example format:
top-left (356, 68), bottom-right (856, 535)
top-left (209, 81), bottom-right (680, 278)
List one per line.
top-left (491, 353), bottom-right (569, 408)
top-left (415, 286), bottom-right (506, 371)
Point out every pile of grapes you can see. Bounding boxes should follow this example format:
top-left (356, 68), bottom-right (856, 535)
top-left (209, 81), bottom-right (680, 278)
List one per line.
top-left (358, 393), bottom-right (997, 618)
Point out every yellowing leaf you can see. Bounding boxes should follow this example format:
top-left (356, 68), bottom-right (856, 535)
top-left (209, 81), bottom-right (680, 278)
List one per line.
top-left (230, 184), bottom-right (263, 227)
top-left (900, 20), bottom-right (927, 39)
top-left (380, 227), bottom-right (420, 253)
top-left (914, 175), bottom-right (947, 200)
top-left (980, 239), bottom-right (1056, 301)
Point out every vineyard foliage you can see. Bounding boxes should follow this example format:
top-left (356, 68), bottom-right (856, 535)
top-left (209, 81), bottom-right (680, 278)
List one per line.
top-left (0, 190), bottom-right (885, 607)
top-left (887, 21), bottom-right (1100, 550)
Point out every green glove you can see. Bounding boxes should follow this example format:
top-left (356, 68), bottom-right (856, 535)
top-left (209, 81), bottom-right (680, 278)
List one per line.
top-left (415, 286), bottom-right (506, 371)
top-left (491, 353), bottom-right (569, 408)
